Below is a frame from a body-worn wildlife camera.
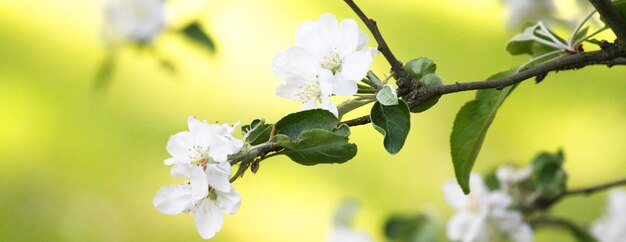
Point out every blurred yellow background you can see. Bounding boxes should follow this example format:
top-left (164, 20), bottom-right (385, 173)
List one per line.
top-left (1, 0), bottom-right (624, 241)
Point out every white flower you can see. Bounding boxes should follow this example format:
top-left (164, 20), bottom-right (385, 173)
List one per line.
top-left (502, 0), bottom-right (556, 29)
top-left (273, 46), bottom-right (338, 116)
top-left (103, 0), bottom-right (165, 44)
top-left (153, 184), bottom-right (241, 240)
top-left (327, 225), bottom-right (373, 242)
top-left (295, 13), bottom-right (375, 96)
top-left (443, 174), bottom-right (533, 242)
top-left (496, 165), bottom-right (532, 191)
top-left (165, 116), bottom-right (243, 193)
top-left (590, 189), bottom-right (626, 242)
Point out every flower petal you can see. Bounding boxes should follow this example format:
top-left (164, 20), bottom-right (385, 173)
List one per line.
top-left (272, 46), bottom-right (319, 82)
top-left (194, 199), bottom-right (224, 240)
top-left (206, 162), bottom-right (232, 192)
top-left (276, 78), bottom-right (309, 102)
top-left (153, 184), bottom-right (194, 215)
top-left (442, 181), bottom-right (468, 211)
top-left (341, 49), bottom-right (373, 81)
top-left (190, 166), bottom-right (209, 200)
top-left (216, 186), bottom-right (242, 215)
top-left (320, 96), bottom-right (339, 118)
top-left (356, 28), bottom-right (369, 50)
top-left (170, 164), bottom-right (192, 178)
top-left (165, 131), bottom-right (193, 163)
top-left (335, 18), bottom-right (359, 57)
top-left (331, 73), bottom-right (358, 96)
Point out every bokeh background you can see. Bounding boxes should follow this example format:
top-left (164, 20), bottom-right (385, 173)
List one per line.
top-left (1, 0), bottom-right (624, 241)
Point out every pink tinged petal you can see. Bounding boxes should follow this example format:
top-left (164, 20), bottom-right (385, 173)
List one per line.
top-left (206, 162), bottom-right (232, 192)
top-left (335, 19), bottom-right (359, 57)
top-left (194, 199), bottom-right (224, 240)
top-left (170, 164), bottom-right (192, 178)
top-left (442, 182), bottom-right (468, 211)
top-left (341, 50), bottom-right (373, 81)
top-left (331, 73), bottom-right (358, 96)
top-left (216, 187), bottom-right (242, 215)
top-left (153, 184), bottom-right (194, 215)
top-left (166, 131), bottom-right (193, 162)
top-left (190, 166), bottom-right (209, 200)
top-left (356, 28), bottom-right (370, 50)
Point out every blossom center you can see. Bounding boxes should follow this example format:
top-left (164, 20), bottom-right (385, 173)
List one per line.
top-left (189, 145), bottom-right (215, 167)
top-left (296, 82), bottom-right (322, 103)
top-left (321, 53), bottom-right (342, 73)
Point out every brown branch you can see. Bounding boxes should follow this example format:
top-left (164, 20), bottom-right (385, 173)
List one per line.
top-left (343, 0), bottom-right (412, 91)
top-left (588, 0), bottom-right (626, 43)
top-left (566, 178), bottom-right (626, 197)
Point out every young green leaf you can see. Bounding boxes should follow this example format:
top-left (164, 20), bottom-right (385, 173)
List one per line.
top-left (273, 129), bottom-right (357, 166)
top-left (241, 119), bottom-right (273, 145)
top-left (371, 100), bottom-right (411, 154)
top-left (274, 109), bottom-right (339, 140)
top-left (405, 57), bottom-right (437, 80)
top-left (384, 214), bottom-right (443, 242)
top-left (506, 23), bottom-right (562, 56)
top-left (182, 22), bottom-right (216, 53)
top-left (530, 150), bottom-right (567, 199)
top-left (450, 68), bottom-right (518, 194)
top-left (411, 73), bottom-right (443, 113)
top-left (376, 84), bottom-right (399, 106)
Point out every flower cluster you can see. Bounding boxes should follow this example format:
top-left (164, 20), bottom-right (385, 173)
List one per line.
top-left (273, 13), bottom-right (376, 117)
top-left (590, 189), bottom-right (626, 242)
top-left (103, 0), bottom-right (165, 44)
top-left (443, 174), bottom-right (533, 242)
top-left (153, 116), bottom-right (243, 239)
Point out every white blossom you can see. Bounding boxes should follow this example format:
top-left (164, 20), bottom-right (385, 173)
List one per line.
top-left (502, 0), bottom-right (556, 29)
top-left (443, 174), bottom-right (533, 242)
top-left (295, 13), bottom-right (375, 96)
top-left (590, 189), bottom-right (626, 242)
top-left (153, 184), bottom-right (241, 240)
top-left (496, 165), bottom-right (533, 191)
top-left (103, 0), bottom-right (165, 44)
top-left (164, 116), bottom-right (243, 193)
top-left (327, 225), bottom-right (373, 242)
top-left (273, 46), bottom-right (338, 116)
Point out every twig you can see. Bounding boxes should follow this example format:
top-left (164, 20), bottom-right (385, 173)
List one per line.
top-left (566, 178), bottom-right (626, 197)
top-left (588, 0), bottom-right (626, 43)
top-left (343, 0), bottom-right (411, 90)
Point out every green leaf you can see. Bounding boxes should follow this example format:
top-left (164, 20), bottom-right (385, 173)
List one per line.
top-left (274, 109), bottom-right (338, 140)
top-left (615, 0), bottom-right (626, 16)
top-left (376, 85), bottom-right (399, 106)
top-left (241, 119), bottom-right (273, 145)
top-left (530, 150), bottom-right (567, 199)
top-left (506, 23), bottom-right (561, 56)
top-left (182, 22), bottom-right (216, 53)
top-left (385, 214), bottom-right (442, 242)
top-left (410, 73), bottom-right (443, 113)
top-left (371, 100), bottom-right (411, 154)
top-left (273, 129), bottom-right (357, 166)
top-left (405, 57), bottom-right (437, 80)
top-left (450, 68), bottom-right (518, 194)
top-left (337, 99), bottom-right (375, 120)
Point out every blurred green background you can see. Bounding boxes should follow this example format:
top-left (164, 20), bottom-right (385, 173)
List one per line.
top-left (1, 0), bottom-right (624, 241)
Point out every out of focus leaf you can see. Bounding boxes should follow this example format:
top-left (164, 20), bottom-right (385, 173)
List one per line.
top-left (182, 22), bottom-right (216, 53)
top-left (530, 150), bottom-right (567, 199)
top-left (385, 214), bottom-right (442, 242)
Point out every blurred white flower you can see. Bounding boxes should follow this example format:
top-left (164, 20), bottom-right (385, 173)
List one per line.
top-left (590, 189), bottom-right (626, 242)
top-left (327, 225), bottom-right (373, 242)
top-left (103, 0), bottom-right (165, 44)
top-left (153, 184), bottom-right (241, 240)
top-left (165, 116), bottom-right (243, 193)
top-left (502, 0), bottom-right (556, 29)
top-left (273, 46), bottom-right (338, 116)
top-left (496, 165), bottom-right (532, 191)
top-left (443, 174), bottom-right (533, 242)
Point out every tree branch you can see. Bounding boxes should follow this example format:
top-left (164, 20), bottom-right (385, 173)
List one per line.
top-left (566, 178), bottom-right (626, 197)
top-left (342, 0), bottom-right (412, 91)
top-left (588, 0), bottom-right (626, 42)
